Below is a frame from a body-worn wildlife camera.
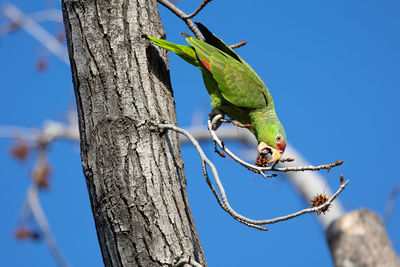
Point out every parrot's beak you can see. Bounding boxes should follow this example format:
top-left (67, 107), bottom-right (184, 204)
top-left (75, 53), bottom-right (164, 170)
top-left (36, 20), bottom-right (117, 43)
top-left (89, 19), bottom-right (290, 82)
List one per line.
top-left (257, 142), bottom-right (283, 164)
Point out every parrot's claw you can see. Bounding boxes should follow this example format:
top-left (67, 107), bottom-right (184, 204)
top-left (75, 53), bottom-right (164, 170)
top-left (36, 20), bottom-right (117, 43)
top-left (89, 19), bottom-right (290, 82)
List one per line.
top-left (209, 109), bottom-right (225, 130)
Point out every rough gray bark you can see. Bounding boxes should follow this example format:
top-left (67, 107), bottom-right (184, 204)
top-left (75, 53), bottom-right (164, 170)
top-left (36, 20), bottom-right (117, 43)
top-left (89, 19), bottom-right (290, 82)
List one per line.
top-left (326, 209), bottom-right (400, 267)
top-left (61, 0), bottom-right (206, 266)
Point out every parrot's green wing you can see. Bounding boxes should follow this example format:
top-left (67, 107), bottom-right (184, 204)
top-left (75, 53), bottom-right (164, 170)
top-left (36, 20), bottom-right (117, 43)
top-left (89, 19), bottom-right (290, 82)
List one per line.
top-left (195, 22), bottom-right (243, 63)
top-left (195, 22), bottom-right (266, 91)
top-left (186, 37), bottom-right (271, 110)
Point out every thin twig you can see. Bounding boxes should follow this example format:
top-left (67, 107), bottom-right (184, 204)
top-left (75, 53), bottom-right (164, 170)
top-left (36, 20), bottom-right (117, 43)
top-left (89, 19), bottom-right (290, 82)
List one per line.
top-left (26, 147), bottom-right (70, 267)
top-left (201, 161), bottom-right (269, 231)
top-left (27, 185), bottom-right (70, 267)
top-left (230, 41), bottom-right (247, 49)
top-left (184, 0), bottom-right (213, 19)
top-left (157, 123), bottom-right (348, 230)
top-left (208, 118), bottom-right (343, 174)
top-left (271, 161), bottom-right (343, 172)
top-left (213, 141), bottom-right (226, 158)
top-left (220, 118), bottom-right (251, 128)
top-left (279, 158), bottom-right (295, 163)
top-left (157, 0), bottom-right (204, 40)
top-left (384, 185), bottom-right (400, 225)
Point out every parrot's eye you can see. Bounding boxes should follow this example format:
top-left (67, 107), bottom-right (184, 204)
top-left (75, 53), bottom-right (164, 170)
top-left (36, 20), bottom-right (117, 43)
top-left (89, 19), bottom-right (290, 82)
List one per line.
top-left (275, 134), bottom-right (283, 143)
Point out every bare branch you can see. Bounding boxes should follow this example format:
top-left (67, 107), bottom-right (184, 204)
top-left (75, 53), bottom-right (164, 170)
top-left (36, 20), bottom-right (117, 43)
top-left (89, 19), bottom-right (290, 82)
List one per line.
top-left (157, 0), bottom-right (204, 40)
top-left (3, 119), bottom-right (78, 265)
top-left (3, 117), bottom-right (345, 230)
top-left (184, 0), bottom-right (213, 19)
top-left (208, 118), bottom-right (342, 175)
top-left (2, 3), bottom-right (69, 65)
top-left (278, 145), bottom-right (346, 228)
top-left (26, 146), bottom-right (70, 267)
top-left (29, 9), bottom-right (63, 24)
top-left (1, 8), bottom-right (63, 36)
top-left (272, 161), bottom-right (344, 172)
top-left (27, 185), bottom-right (70, 267)
top-left (2, 117), bottom-right (345, 229)
top-left (0, 120), bottom-right (79, 143)
top-left (157, 122), bottom-right (348, 230)
top-left (261, 180), bottom-right (349, 224)
top-left (182, 125), bottom-right (346, 229)
top-left (200, 161), bottom-right (268, 231)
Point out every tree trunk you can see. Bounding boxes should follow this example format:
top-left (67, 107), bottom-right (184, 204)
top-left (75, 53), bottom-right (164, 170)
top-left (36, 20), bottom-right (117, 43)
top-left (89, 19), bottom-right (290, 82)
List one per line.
top-left (61, 0), bottom-right (206, 266)
top-left (326, 209), bottom-right (400, 267)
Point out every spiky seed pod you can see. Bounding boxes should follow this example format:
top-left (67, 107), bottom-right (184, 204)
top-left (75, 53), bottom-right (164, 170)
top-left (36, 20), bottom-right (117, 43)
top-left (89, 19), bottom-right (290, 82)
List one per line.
top-left (255, 156), bottom-right (270, 167)
top-left (311, 193), bottom-right (330, 215)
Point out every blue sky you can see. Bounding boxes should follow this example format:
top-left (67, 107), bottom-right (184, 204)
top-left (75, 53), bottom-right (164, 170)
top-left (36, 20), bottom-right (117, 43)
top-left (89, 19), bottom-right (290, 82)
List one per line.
top-left (1, 0), bottom-right (399, 266)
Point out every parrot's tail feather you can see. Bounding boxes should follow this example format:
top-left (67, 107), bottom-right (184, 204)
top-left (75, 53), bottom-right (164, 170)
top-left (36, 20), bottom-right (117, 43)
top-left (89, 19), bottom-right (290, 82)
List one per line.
top-left (186, 37), bottom-right (221, 65)
top-left (147, 36), bottom-right (200, 67)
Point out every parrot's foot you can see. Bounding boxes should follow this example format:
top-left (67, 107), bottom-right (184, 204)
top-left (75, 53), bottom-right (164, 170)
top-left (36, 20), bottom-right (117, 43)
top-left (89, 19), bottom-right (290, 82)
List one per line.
top-left (209, 109), bottom-right (225, 130)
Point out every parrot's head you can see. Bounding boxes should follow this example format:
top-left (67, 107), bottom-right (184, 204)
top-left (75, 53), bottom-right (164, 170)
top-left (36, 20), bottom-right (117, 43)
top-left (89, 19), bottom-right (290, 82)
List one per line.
top-left (256, 120), bottom-right (286, 164)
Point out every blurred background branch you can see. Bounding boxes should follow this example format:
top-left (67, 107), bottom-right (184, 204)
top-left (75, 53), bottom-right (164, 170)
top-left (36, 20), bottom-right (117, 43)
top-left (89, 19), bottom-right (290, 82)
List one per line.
top-left (2, 3), bottom-right (68, 64)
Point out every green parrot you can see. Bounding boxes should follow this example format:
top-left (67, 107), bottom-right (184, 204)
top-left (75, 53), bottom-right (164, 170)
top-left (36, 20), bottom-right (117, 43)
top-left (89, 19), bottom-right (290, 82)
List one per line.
top-left (148, 23), bottom-right (286, 164)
